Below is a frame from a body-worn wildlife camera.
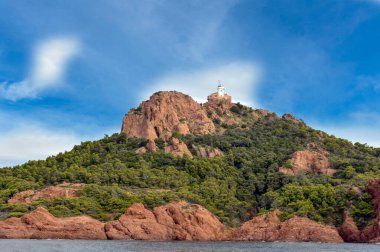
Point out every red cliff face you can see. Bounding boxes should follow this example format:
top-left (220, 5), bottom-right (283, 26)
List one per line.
top-left (0, 207), bottom-right (106, 240)
top-left (121, 91), bottom-right (215, 140)
top-left (279, 150), bottom-right (336, 176)
top-left (0, 201), bottom-right (344, 242)
top-left (225, 210), bottom-right (343, 243)
top-left (105, 201), bottom-right (224, 240)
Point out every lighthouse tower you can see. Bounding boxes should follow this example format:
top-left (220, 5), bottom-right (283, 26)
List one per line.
top-left (206, 82), bottom-right (232, 112)
top-left (217, 82), bottom-right (226, 97)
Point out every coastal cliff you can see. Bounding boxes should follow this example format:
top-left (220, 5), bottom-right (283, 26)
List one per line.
top-left (0, 201), bottom-right (343, 242)
top-left (1, 89), bottom-right (380, 243)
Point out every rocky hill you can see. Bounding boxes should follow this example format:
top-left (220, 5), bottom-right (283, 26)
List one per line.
top-left (1, 88), bottom-right (380, 242)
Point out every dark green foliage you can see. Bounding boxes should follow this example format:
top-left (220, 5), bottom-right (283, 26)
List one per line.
top-left (0, 111), bottom-right (379, 228)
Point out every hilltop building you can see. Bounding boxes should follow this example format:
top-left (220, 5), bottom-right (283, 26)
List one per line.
top-left (206, 83), bottom-right (232, 114)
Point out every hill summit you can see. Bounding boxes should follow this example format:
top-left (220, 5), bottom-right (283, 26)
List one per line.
top-left (1, 85), bottom-right (380, 243)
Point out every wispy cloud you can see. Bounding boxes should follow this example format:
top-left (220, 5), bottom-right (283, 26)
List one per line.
top-left (143, 62), bottom-right (262, 107)
top-left (0, 109), bottom-right (119, 167)
top-left (0, 37), bottom-right (80, 101)
top-left (0, 125), bottom-right (79, 167)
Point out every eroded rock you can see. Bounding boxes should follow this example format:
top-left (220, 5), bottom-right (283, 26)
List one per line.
top-left (105, 201), bottom-right (224, 240)
top-left (339, 179), bottom-right (380, 243)
top-left (282, 113), bottom-right (300, 124)
top-left (0, 207), bottom-right (106, 239)
top-left (192, 145), bottom-right (223, 158)
top-left (121, 91), bottom-right (215, 140)
top-left (8, 183), bottom-right (83, 204)
top-left (0, 201), bottom-right (344, 242)
top-left (164, 138), bottom-right (192, 158)
top-left (279, 150), bottom-right (336, 176)
top-left (226, 210), bottom-right (343, 243)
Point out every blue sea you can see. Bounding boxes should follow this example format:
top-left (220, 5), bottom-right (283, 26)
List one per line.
top-left (0, 240), bottom-right (379, 252)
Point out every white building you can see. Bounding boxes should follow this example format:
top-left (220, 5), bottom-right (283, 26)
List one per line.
top-left (217, 83), bottom-right (226, 97)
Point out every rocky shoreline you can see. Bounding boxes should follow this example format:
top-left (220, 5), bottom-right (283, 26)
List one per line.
top-left (0, 201), bottom-right (343, 242)
top-left (2, 179), bottom-right (380, 243)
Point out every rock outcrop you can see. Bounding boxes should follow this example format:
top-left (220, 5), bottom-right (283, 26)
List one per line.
top-left (279, 150), bottom-right (336, 176)
top-left (282, 113), bottom-right (300, 124)
top-left (205, 92), bottom-right (233, 115)
top-left (105, 201), bottom-right (224, 240)
top-left (339, 211), bottom-right (361, 242)
top-left (164, 138), bottom-right (192, 158)
top-left (339, 179), bottom-right (380, 243)
top-left (226, 210), bottom-right (343, 243)
top-left (8, 183), bottom-right (83, 204)
top-left (0, 201), bottom-right (343, 242)
top-left (134, 140), bottom-right (158, 154)
top-left (121, 91), bottom-right (215, 140)
top-left (0, 207), bottom-right (106, 239)
top-left (192, 145), bottom-right (223, 158)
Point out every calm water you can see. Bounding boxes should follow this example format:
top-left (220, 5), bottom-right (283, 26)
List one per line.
top-left (0, 240), bottom-right (379, 252)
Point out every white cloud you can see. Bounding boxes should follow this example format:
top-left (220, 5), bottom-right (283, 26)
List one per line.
top-left (0, 37), bottom-right (80, 101)
top-left (0, 124), bottom-right (80, 168)
top-left (143, 62), bottom-right (262, 107)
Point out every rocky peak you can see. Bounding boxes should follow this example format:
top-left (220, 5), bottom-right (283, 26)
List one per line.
top-left (121, 91), bottom-right (215, 140)
top-left (205, 92), bottom-right (233, 114)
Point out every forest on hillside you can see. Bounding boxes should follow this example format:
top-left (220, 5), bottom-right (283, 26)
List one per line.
top-left (1, 105), bottom-right (380, 229)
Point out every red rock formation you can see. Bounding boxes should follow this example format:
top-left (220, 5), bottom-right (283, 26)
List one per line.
top-left (192, 145), bottom-right (223, 158)
top-left (0, 207), bottom-right (106, 239)
top-left (105, 201), bottom-right (224, 240)
top-left (0, 201), bottom-right (343, 242)
top-left (339, 211), bottom-right (361, 242)
top-left (226, 210), bottom-right (343, 243)
top-left (146, 140), bottom-right (157, 152)
top-left (135, 140), bottom-right (158, 154)
top-left (121, 91), bottom-right (215, 140)
top-left (205, 92), bottom-right (232, 115)
top-left (361, 179), bottom-right (380, 243)
top-left (164, 138), bottom-right (192, 158)
top-left (279, 150), bottom-right (336, 176)
top-left (339, 179), bottom-right (380, 243)
top-left (282, 113), bottom-right (300, 124)
top-left (8, 183), bottom-right (83, 204)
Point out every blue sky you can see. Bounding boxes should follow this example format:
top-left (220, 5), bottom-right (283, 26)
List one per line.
top-left (1, 0), bottom-right (380, 166)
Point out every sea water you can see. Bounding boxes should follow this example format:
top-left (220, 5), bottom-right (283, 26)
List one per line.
top-left (0, 240), bottom-right (379, 252)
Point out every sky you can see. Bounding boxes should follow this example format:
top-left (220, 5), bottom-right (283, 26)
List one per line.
top-left (1, 0), bottom-right (380, 167)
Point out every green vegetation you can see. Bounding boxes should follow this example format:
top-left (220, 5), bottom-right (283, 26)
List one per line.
top-left (0, 107), bottom-right (380, 229)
